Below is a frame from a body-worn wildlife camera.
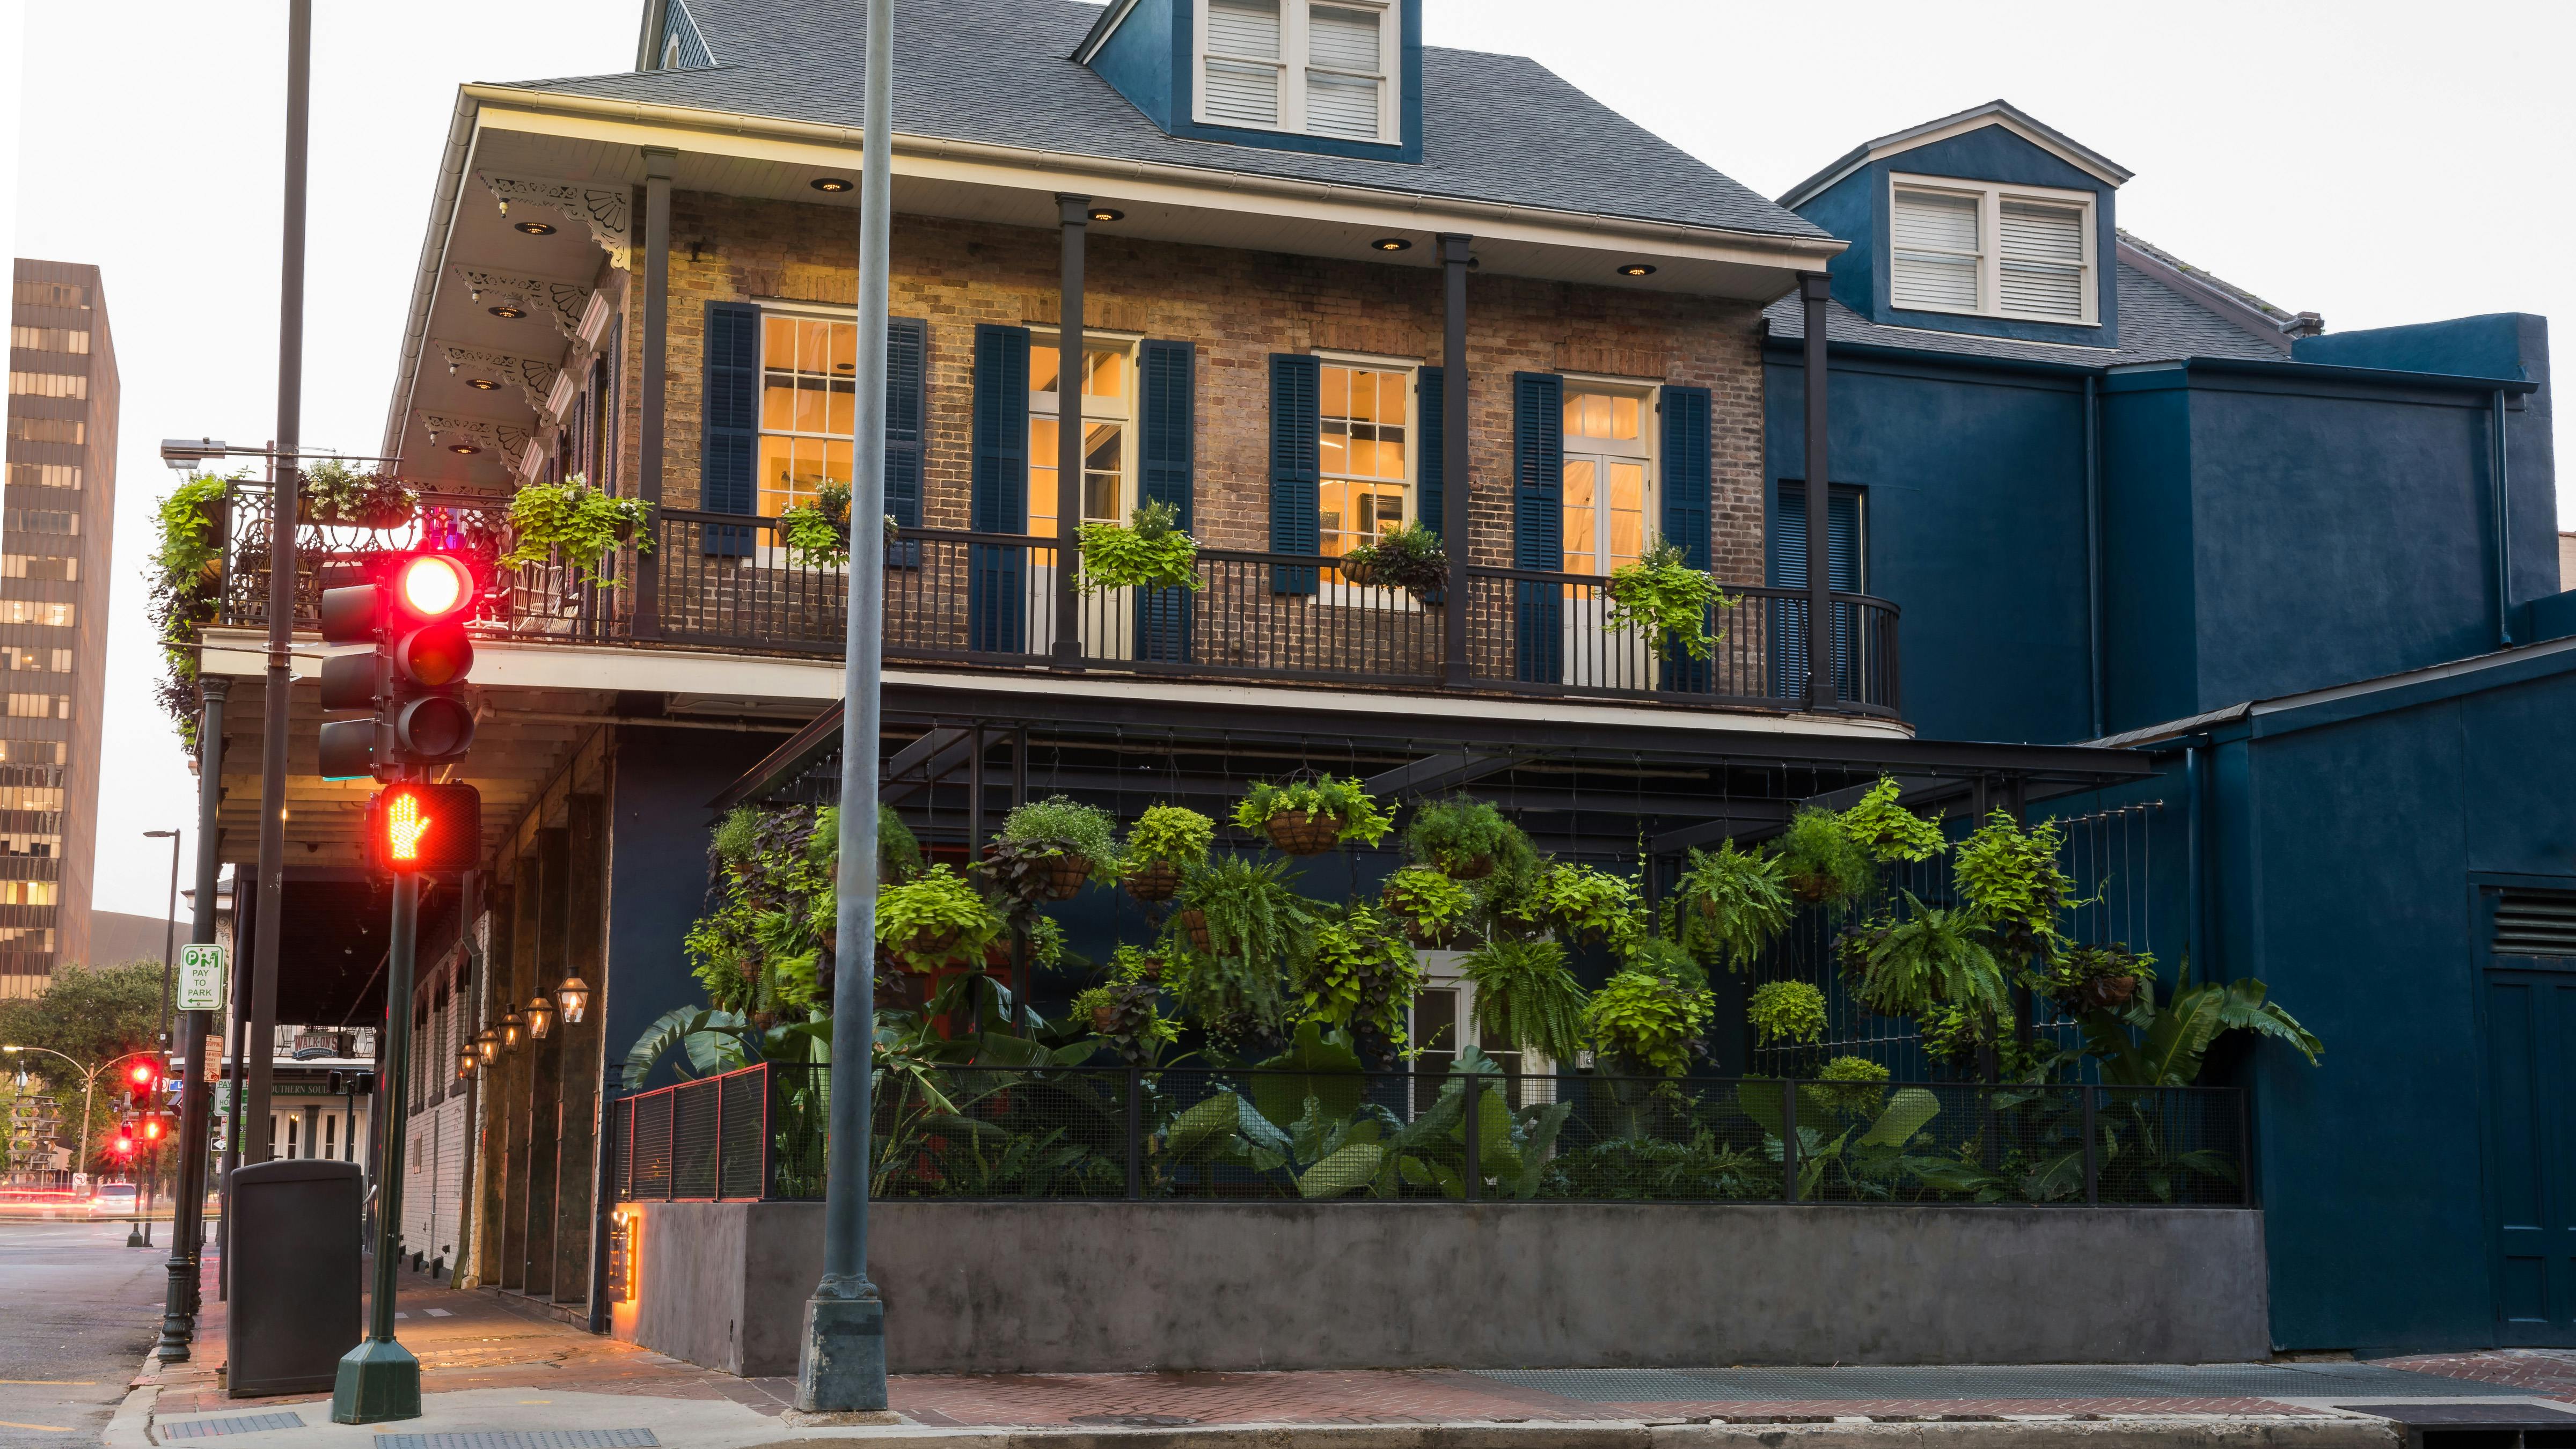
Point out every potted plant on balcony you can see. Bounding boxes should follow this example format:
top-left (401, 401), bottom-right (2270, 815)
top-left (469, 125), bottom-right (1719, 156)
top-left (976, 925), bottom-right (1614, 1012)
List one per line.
top-left (149, 473), bottom-right (237, 750)
top-left (300, 459), bottom-right (419, 529)
top-left (1670, 840), bottom-right (1795, 972)
top-left (1773, 806), bottom-right (1877, 909)
top-left (1232, 774), bottom-right (1394, 856)
top-left (1746, 979), bottom-right (1829, 1048)
top-left (991, 795), bottom-right (1119, 901)
top-left (1400, 797), bottom-right (1533, 881)
top-left (874, 865), bottom-right (1002, 972)
top-left (502, 473), bottom-right (655, 586)
top-left (1602, 536), bottom-right (1731, 660)
top-left (1077, 499), bottom-right (1201, 594)
top-left (1337, 522), bottom-right (1447, 598)
top-left (777, 481), bottom-right (900, 568)
top-left (1121, 803), bottom-right (1213, 904)
top-left (1380, 866), bottom-right (1474, 947)
top-left (1459, 936), bottom-right (1589, 1064)
top-left (1580, 968), bottom-right (1715, 1078)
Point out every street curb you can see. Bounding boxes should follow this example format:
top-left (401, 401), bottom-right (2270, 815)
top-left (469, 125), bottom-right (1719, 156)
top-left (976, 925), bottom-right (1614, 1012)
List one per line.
top-left (102, 1350), bottom-right (164, 1449)
top-left (747, 1417), bottom-right (2405, 1449)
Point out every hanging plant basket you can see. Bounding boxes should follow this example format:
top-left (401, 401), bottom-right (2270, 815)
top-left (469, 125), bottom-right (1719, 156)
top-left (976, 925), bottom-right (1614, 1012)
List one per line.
top-left (2073, 973), bottom-right (2139, 1012)
top-left (893, 925), bottom-right (962, 966)
top-left (1784, 869), bottom-right (1841, 905)
top-left (1177, 908), bottom-right (1213, 955)
top-left (1091, 1005), bottom-right (1119, 1034)
top-left (1137, 954), bottom-right (1165, 980)
top-left (1125, 860), bottom-right (1183, 904)
top-left (1264, 810), bottom-right (1345, 856)
top-left (1444, 853), bottom-right (1496, 882)
top-left (1041, 854), bottom-right (1094, 900)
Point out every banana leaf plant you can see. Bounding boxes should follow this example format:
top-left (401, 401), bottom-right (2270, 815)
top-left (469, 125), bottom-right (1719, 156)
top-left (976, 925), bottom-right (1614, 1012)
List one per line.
top-left (1738, 1079), bottom-right (1945, 1201)
top-left (2079, 969), bottom-right (2321, 1086)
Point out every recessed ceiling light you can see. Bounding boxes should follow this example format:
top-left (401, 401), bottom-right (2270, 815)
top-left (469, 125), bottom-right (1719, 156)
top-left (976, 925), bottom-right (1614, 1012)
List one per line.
top-left (514, 221), bottom-right (557, 236)
top-left (1617, 263), bottom-right (1657, 277)
top-left (1371, 237), bottom-right (1412, 252)
top-left (1088, 207), bottom-right (1124, 222)
top-left (448, 443), bottom-right (481, 456)
top-left (811, 177), bottom-right (854, 193)
top-left (489, 305), bottom-right (526, 319)
top-left (465, 378), bottom-right (501, 391)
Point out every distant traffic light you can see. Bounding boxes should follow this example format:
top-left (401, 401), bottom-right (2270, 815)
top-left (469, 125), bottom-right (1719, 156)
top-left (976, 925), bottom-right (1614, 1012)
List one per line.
top-left (126, 1061), bottom-right (159, 1110)
top-left (319, 551), bottom-right (481, 782)
top-left (141, 1113), bottom-right (165, 1144)
top-left (109, 1125), bottom-right (135, 1158)
top-left (365, 781), bottom-right (480, 874)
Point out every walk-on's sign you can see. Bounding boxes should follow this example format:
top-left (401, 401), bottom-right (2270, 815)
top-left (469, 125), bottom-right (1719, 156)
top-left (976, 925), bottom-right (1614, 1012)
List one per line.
top-left (176, 943), bottom-right (228, 1012)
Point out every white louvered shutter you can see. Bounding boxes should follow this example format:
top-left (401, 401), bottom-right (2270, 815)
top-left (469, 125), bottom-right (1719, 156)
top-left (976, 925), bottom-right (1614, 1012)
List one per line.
top-left (1305, 4), bottom-right (1384, 140)
top-left (2000, 200), bottom-right (2087, 318)
top-left (1890, 189), bottom-right (1980, 311)
top-left (1204, 0), bottom-right (1284, 127)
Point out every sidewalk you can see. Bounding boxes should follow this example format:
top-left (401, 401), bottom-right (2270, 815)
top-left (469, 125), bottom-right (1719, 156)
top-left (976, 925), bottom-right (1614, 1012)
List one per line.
top-left (115, 1261), bottom-right (2576, 1449)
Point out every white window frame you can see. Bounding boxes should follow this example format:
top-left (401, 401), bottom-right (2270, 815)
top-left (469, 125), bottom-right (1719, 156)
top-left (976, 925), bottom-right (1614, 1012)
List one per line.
top-left (1557, 376), bottom-right (1661, 579)
top-left (1313, 349), bottom-right (1420, 609)
top-left (1887, 172), bottom-right (2099, 327)
top-left (1193, 0), bottom-right (1400, 145)
top-left (1029, 327), bottom-right (1143, 536)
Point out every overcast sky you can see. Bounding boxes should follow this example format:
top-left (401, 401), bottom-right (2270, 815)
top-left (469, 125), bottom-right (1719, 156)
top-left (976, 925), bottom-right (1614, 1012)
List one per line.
top-left (8, 0), bottom-right (2571, 926)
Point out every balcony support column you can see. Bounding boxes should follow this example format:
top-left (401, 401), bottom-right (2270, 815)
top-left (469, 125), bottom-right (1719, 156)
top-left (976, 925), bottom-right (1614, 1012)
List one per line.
top-left (1799, 273), bottom-right (1835, 712)
top-left (635, 148), bottom-right (675, 638)
top-left (1053, 196), bottom-right (1091, 669)
top-left (1440, 234), bottom-right (1472, 689)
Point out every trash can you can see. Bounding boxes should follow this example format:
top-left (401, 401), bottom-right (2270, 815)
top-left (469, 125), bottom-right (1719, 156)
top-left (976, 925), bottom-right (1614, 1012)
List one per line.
top-left (226, 1158), bottom-right (362, 1396)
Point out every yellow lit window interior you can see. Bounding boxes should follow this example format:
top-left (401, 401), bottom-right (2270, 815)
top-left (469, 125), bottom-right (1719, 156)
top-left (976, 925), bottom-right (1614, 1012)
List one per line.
top-left (758, 316), bottom-right (856, 518)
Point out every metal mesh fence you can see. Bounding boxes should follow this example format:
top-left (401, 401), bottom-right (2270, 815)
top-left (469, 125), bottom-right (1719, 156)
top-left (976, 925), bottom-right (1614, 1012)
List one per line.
top-left (608, 1064), bottom-right (2244, 1208)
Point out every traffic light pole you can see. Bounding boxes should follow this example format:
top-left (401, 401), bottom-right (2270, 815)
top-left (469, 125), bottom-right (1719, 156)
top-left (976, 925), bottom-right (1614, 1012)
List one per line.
top-left (332, 866), bottom-right (422, 1423)
top-left (157, 679), bottom-right (228, 1360)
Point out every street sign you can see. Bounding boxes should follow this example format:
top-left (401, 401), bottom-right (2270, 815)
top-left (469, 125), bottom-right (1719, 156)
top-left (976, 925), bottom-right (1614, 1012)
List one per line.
top-left (176, 943), bottom-right (228, 1012)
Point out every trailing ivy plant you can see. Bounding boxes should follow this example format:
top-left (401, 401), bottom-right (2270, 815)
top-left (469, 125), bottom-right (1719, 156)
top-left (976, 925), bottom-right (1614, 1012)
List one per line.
top-left (1839, 892), bottom-right (2010, 1020)
top-left (299, 458), bottom-right (416, 528)
top-left (1954, 810), bottom-right (2088, 962)
top-left (1380, 867), bottom-right (1475, 946)
top-left (1773, 806), bottom-right (1877, 908)
top-left (1231, 774), bottom-right (1395, 847)
top-left (996, 795), bottom-right (1120, 882)
top-left (1670, 840), bottom-right (1794, 971)
top-left (1510, 861), bottom-right (1644, 949)
top-left (1459, 936), bottom-right (1589, 1064)
top-left (779, 480), bottom-right (851, 566)
top-left (1077, 499), bottom-right (1201, 594)
top-left (1582, 970), bottom-right (1715, 1078)
top-left (1622, 934), bottom-right (1708, 991)
top-left (1400, 797), bottom-right (1535, 879)
top-left (686, 804), bottom-right (843, 1027)
top-left (874, 865), bottom-right (1004, 972)
top-left (1299, 907), bottom-right (1420, 1066)
top-left (1840, 777), bottom-right (1947, 864)
top-left (1163, 855), bottom-right (1319, 1042)
top-left (1123, 803), bottom-right (1214, 868)
top-left (148, 473), bottom-right (236, 748)
top-left (1602, 536), bottom-right (1732, 660)
top-left (1337, 521), bottom-right (1447, 597)
top-left (502, 474), bottom-right (655, 585)
top-left (1746, 979), bottom-right (1829, 1047)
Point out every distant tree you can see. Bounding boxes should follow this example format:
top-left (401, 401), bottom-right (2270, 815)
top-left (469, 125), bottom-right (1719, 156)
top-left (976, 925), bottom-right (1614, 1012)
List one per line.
top-left (0, 961), bottom-right (167, 1170)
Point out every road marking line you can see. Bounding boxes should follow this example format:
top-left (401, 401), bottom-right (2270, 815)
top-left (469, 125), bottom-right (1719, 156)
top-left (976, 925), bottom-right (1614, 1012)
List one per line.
top-left (0, 1420), bottom-right (75, 1432)
top-left (0, 1381), bottom-right (97, 1386)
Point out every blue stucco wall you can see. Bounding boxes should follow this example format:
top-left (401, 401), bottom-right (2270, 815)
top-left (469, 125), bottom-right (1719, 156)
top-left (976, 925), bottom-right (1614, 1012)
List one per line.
top-left (603, 726), bottom-right (782, 1089)
top-left (1765, 349), bottom-right (2095, 743)
top-left (1086, 0), bottom-right (1424, 162)
top-left (1088, 0), bottom-right (1175, 133)
top-left (1794, 124), bottom-right (2119, 349)
top-left (2098, 381), bottom-right (2198, 732)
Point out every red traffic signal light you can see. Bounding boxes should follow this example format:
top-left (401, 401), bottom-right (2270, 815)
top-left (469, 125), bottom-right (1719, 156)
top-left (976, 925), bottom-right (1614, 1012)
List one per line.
top-left (319, 551), bottom-right (481, 781)
top-left (129, 1062), bottom-right (155, 1087)
top-left (110, 1129), bottom-right (135, 1158)
top-left (394, 553), bottom-right (474, 620)
top-left (367, 782), bottom-right (481, 874)
top-left (142, 1114), bottom-right (165, 1143)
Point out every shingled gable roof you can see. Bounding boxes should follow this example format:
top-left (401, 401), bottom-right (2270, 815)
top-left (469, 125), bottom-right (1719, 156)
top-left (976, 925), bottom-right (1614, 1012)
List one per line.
top-left (1777, 99), bottom-right (2136, 210)
top-left (496, 0), bottom-right (1832, 243)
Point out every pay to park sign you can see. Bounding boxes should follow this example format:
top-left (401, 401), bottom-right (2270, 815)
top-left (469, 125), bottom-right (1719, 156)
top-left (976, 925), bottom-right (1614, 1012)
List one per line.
top-left (175, 942), bottom-right (228, 1013)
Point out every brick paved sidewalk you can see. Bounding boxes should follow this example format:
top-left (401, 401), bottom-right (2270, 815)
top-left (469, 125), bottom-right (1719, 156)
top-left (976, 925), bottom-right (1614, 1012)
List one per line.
top-left (136, 1258), bottom-right (2576, 1438)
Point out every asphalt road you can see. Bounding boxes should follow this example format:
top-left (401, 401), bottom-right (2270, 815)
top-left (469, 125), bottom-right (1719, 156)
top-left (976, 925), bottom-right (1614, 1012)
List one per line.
top-left (0, 1220), bottom-right (169, 1449)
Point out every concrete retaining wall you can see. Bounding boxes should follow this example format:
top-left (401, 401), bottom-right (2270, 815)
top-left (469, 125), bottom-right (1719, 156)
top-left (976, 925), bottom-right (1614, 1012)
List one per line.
top-left (613, 1201), bottom-right (2269, 1376)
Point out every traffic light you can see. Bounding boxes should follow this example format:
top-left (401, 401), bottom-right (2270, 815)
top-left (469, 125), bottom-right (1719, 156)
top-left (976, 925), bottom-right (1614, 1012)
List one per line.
top-left (319, 551), bottom-right (480, 782)
top-left (365, 782), bottom-right (481, 874)
top-left (141, 1113), bottom-right (166, 1145)
top-left (126, 1060), bottom-right (158, 1110)
top-left (109, 1124), bottom-right (135, 1159)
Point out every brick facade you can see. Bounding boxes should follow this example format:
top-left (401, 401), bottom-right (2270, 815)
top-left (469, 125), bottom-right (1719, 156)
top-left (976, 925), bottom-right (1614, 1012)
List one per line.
top-left (608, 194), bottom-right (1772, 588)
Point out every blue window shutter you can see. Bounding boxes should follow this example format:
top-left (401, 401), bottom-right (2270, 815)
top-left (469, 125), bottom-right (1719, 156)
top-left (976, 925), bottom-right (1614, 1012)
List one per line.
top-left (1658, 385), bottom-right (1714, 689)
top-left (1770, 483), bottom-right (1864, 696)
top-left (970, 325), bottom-right (1031, 653)
top-left (700, 301), bottom-right (761, 557)
top-left (1416, 365), bottom-right (1445, 537)
top-left (1137, 340), bottom-right (1196, 662)
top-left (1511, 372), bottom-right (1565, 682)
top-left (884, 317), bottom-right (927, 570)
top-left (1269, 353), bottom-right (1321, 595)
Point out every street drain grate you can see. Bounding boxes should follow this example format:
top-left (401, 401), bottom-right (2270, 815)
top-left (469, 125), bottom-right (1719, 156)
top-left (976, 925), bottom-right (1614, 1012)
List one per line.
top-left (163, 1413), bottom-right (307, 1439)
top-left (1069, 1416), bottom-right (1200, 1428)
top-left (378, 1423), bottom-right (664, 1433)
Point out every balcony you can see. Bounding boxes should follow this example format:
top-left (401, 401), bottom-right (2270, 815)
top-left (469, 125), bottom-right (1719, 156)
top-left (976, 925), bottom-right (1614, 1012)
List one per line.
top-left (212, 485), bottom-right (1900, 719)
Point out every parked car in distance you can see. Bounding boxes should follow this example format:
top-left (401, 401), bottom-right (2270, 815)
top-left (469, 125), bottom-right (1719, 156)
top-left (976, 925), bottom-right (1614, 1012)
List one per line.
top-left (89, 1182), bottom-right (138, 1216)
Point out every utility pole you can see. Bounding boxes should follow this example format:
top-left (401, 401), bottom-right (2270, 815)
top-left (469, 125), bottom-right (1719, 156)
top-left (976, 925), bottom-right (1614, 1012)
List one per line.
top-left (797, 0), bottom-right (894, 1414)
top-left (158, 675), bottom-right (225, 1359)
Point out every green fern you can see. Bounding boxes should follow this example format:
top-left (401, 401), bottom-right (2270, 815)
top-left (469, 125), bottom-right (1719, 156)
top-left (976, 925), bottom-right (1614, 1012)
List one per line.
top-left (1458, 936), bottom-right (1590, 1064)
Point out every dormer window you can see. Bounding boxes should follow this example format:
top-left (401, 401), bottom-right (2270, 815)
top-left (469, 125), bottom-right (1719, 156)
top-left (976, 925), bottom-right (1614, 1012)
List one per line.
top-left (1889, 174), bottom-right (2097, 325)
top-left (1197, 0), bottom-right (1396, 144)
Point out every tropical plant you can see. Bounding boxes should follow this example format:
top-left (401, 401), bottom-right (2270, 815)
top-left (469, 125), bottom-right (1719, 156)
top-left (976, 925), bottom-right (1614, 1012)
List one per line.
top-left (1621, 934), bottom-right (1708, 990)
top-left (1069, 979), bottom-right (1178, 1064)
top-left (621, 1006), bottom-right (833, 1088)
top-left (2041, 942), bottom-right (2153, 1015)
top-left (1231, 774), bottom-right (1395, 851)
top-left (1953, 810), bottom-right (2087, 961)
top-left (501, 474), bottom-right (654, 584)
top-left (870, 804), bottom-right (924, 883)
top-left (1812, 1055), bottom-right (1892, 1115)
top-left (1582, 970), bottom-right (1715, 1077)
top-left (1838, 893), bottom-right (2011, 1020)
top-left (997, 795), bottom-right (1119, 883)
top-left (1740, 1076), bottom-right (1944, 1201)
top-left (1773, 807), bottom-right (1877, 908)
top-left (1746, 979), bottom-right (1829, 1046)
top-left (1077, 499), bottom-right (1201, 594)
top-left (687, 804), bottom-right (841, 1026)
top-left (1603, 536), bottom-right (1731, 659)
top-left (1163, 855), bottom-right (1319, 1041)
top-left (1458, 937), bottom-right (1589, 1063)
top-left (147, 473), bottom-right (235, 748)
top-left (1400, 796), bottom-right (1535, 880)
top-left (1670, 840), bottom-right (1795, 971)
top-left (1839, 777), bottom-right (1946, 863)
top-left (1380, 866), bottom-right (1475, 946)
top-left (298, 458), bottom-right (416, 528)
top-left (2079, 967), bottom-right (2321, 1086)
top-left (875, 866), bottom-right (1003, 971)
top-left (1299, 908), bottom-right (1419, 1064)
top-left (1511, 861), bottom-right (1643, 948)
top-left (1337, 521), bottom-right (1447, 597)
top-left (1123, 803), bottom-right (1214, 867)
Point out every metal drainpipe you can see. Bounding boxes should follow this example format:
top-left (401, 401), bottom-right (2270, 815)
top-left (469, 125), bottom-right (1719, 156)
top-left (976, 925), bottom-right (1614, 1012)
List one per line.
top-left (2084, 375), bottom-right (2105, 738)
top-left (2492, 389), bottom-right (2514, 648)
top-left (2185, 737), bottom-right (2211, 979)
